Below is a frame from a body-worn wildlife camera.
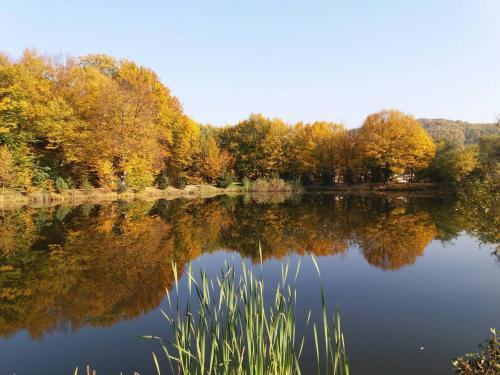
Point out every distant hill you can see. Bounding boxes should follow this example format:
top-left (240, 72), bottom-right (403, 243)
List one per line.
top-left (418, 118), bottom-right (499, 146)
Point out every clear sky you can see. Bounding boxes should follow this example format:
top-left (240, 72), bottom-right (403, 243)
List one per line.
top-left (1, 0), bottom-right (499, 128)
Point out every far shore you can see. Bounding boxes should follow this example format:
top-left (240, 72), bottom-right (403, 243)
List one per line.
top-left (0, 185), bottom-right (243, 210)
top-left (0, 182), bottom-right (452, 210)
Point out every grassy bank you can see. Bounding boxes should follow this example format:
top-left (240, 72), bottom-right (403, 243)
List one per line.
top-left (0, 182), bottom-right (452, 210)
top-left (0, 185), bottom-right (244, 210)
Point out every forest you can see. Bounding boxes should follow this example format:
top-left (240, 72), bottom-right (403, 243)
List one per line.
top-left (0, 50), bottom-right (498, 192)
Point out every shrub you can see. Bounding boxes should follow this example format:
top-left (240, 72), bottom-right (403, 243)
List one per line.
top-left (31, 165), bottom-right (52, 191)
top-left (242, 176), bottom-right (251, 190)
top-left (452, 328), bottom-right (500, 375)
top-left (54, 177), bottom-right (69, 193)
top-left (65, 177), bottom-right (76, 189)
top-left (156, 172), bottom-right (169, 189)
top-left (246, 177), bottom-right (302, 192)
top-left (453, 328), bottom-right (499, 374)
top-left (288, 177), bottom-right (303, 191)
top-left (116, 180), bottom-right (127, 193)
top-left (81, 179), bottom-right (94, 193)
top-left (217, 169), bottom-right (236, 188)
top-left (176, 175), bottom-right (187, 189)
top-left (124, 158), bottom-right (155, 189)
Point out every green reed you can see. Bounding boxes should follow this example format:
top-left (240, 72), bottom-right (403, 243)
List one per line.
top-left (144, 253), bottom-right (349, 375)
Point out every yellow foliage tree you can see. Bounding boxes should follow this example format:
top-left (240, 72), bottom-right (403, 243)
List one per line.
top-left (197, 128), bottom-right (232, 183)
top-left (332, 129), bottom-right (363, 183)
top-left (358, 110), bottom-right (436, 182)
top-left (0, 146), bottom-right (14, 190)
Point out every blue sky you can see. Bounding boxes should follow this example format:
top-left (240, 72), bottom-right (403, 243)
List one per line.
top-left (1, 0), bottom-right (499, 127)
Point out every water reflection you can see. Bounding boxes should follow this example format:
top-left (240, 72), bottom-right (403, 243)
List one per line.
top-left (0, 193), bottom-right (497, 339)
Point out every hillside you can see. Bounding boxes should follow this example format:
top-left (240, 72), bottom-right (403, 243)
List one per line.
top-left (419, 118), bottom-right (499, 145)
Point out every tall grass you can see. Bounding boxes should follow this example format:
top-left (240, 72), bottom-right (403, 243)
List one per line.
top-left (144, 253), bottom-right (349, 375)
top-left (245, 178), bottom-right (302, 192)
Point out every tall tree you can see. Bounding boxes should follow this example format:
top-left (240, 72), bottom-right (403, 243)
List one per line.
top-left (219, 114), bottom-right (288, 179)
top-left (358, 110), bottom-right (436, 182)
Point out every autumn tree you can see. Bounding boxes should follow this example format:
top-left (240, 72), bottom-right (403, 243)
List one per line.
top-left (0, 50), bottom-right (76, 189)
top-left (358, 110), bottom-right (436, 182)
top-left (2, 48), bottom-right (495, 192)
top-left (309, 121), bottom-right (344, 183)
top-left (419, 142), bottom-right (479, 184)
top-left (219, 114), bottom-right (288, 179)
top-left (285, 122), bottom-right (317, 180)
top-left (0, 146), bottom-right (14, 190)
top-left (478, 135), bottom-right (500, 180)
top-left (332, 129), bottom-right (362, 183)
top-left (0, 50), bottom-right (192, 190)
top-left (164, 115), bottom-right (201, 185)
top-left (285, 121), bottom-right (344, 183)
top-left (56, 55), bottom-right (184, 188)
top-left (196, 126), bottom-right (232, 183)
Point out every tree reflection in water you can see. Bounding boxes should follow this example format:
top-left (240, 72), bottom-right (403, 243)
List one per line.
top-left (0, 192), bottom-right (496, 339)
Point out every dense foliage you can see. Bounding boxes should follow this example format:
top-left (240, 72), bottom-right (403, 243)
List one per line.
top-left (419, 118), bottom-right (499, 146)
top-left (1, 50), bottom-right (498, 191)
top-left (0, 50), bottom-right (228, 190)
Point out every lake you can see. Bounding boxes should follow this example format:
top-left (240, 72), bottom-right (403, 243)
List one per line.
top-left (0, 193), bottom-right (498, 374)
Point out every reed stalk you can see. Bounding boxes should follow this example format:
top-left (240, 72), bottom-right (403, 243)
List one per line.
top-left (144, 254), bottom-right (349, 375)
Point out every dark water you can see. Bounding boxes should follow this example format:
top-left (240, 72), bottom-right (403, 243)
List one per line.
top-left (0, 193), bottom-right (498, 375)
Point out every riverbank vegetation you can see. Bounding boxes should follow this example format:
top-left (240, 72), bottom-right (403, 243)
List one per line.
top-left (453, 328), bottom-right (499, 375)
top-left (1, 50), bottom-right (498, 196)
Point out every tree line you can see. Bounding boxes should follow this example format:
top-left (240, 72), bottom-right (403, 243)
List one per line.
top-left (419, 118), bottom-right (498, 146)
top-left (0, 50), bottom-right (498, 191)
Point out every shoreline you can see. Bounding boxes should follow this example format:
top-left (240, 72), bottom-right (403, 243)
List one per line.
top-left (0, 185), bottom-right (244, 210)
top-left (306, 182), bottom-right (452, 192)
top-left (0, 183), bottom-right (452, 210)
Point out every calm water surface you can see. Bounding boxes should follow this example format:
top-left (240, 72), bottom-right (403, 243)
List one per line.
top-left (0, 193), bottom-right (498, 374)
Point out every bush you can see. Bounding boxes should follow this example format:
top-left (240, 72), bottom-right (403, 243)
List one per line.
top-left (156, 173), bottom-right (169, 189)
top-left (31, 165), bottom-right (52, 191)
top-left (246, 177), bottom-right (302, 192)
top-left (54, 177), bottom-right (69, 193)
top-left (176, 175), bottom-right (187, 189)
top-left (453, 328), bottom-right (499, 374)
top-left (242, 177), bottom-right (251, 191)
top-left (65, 177), bottom-right (76, 189)
top-left (124, 158), bottom-right (155, 189)
top-left (81, 179), bottom-right (94, 193)
top-left (116, 180), bottom-right (127, 193)
top-left (217, 169), bottom-right (236, 188)
top-left (288, 177), bottom-right (303, 191)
